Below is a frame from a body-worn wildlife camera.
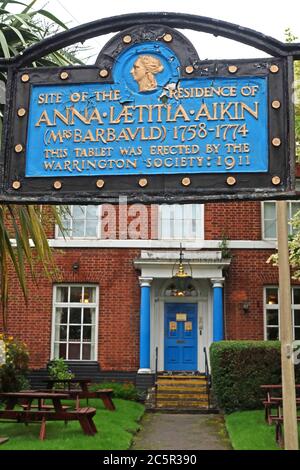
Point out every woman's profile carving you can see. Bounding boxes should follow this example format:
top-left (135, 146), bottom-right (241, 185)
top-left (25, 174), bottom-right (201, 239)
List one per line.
top-left (131, 55), bottom-right (164, 92)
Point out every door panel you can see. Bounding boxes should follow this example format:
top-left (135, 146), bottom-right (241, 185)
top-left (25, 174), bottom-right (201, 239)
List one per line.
top-left (164, 303), bottom-right (197, 371)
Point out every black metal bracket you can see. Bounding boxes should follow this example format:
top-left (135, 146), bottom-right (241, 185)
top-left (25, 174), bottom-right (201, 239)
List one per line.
top-left (1, 12), bottom-right (300, 70)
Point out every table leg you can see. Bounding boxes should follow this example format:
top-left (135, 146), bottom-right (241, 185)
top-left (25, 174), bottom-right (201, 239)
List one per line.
top-left (39, 417), bottom-right (46, 440)
top-left (87, 416), bottom-right (97, 434)
top-left (102, 396), bottom-right (115, 411)
top-left (78, 415), bottom-right (95, 435)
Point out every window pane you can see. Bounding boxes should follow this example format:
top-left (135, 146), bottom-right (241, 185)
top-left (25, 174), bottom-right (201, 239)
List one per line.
top-left (58, 217), bottom-right (71, 237)
top-left (69, 308), bottom-right (81, 324)
top-left (264, 202), bottom-right (276, 219)
top-left (68, 343), bottom-right (80, 360)
top-left (267, 310), bottom-right (279, 326)
top-left (83, 308), bottom-right (94, 324)
top-left (55, 307), bottom-right (68, 324)
top-left (59, 343), bottom-right (67, 359)
top-left (54, 325), bottom-right (60, 341)
top-left (83, 326), bottom-right (91, 341)
top-left (267, 327), bottom-right (279, 340)
top-left (73, 206), bottom-right (85, 218)
top-left (266, 288), bottom-right (278, 305)
top-left (59, 325), bottom-right (67, 341)
top-left (294, 310), bottom-right (300, 326)
top-left (53, 342), bottom-right (59, 358)
top-left (86, 206), bottom-right (98, 218)
top-left (264, 220), bottom-right (276, 239)
top-left (83, 287), bottom-right (96, 304)
top-left (72, 220), bottom-right (85, 237)
top-left (85, 219), bottom-right (98, 237)
top-left (70, 286), bottom-right (83, 303)
top-left (159, 204), bottom-right (202, 240)
top-left (295, 328), bottom-right (300, 340)
top-left (291, 202), bottom-right (300, 218)
top-left (293, 289), bottom-right (300, 305)
top-left (69, 325), bottom-right (81, 341)
top-left (264, 202), bottom-right (276, 238)
top-left (56, 287), bottom-right (68, 303)
top-left (82, 344), bottom-right (91, 360)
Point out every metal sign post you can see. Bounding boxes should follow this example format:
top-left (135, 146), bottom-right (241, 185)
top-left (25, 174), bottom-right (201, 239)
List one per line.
top-left (277, 200), bottom-right (299, 450)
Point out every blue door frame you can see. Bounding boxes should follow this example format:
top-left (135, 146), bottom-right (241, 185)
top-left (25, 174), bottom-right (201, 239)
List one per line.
top-left (164, 303), bottom-right (198, 371)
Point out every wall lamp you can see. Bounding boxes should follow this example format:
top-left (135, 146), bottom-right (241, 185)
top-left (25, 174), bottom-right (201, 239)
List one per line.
top-left (72, 261), bottom-right (80, 272)
top-left (242, 301), bottom-right (250, 314)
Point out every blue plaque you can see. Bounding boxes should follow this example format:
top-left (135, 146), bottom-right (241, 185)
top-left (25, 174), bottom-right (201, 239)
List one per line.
top-left (25, 42), bottom-right (268, 178)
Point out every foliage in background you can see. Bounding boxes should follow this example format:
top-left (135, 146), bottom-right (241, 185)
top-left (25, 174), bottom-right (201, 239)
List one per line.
top-left (210, 341), bottom-right (300, 412)
top-left (267, 29), bottom-right (300, 278)
top-left (48, 358), bottom-right (74, 385)
top-left (89, 382), bottom-right (139, 401)
top-left (0, 333), bottom-right (29, 392)
top-left (267, 212), bottom-right (300, 279)
top-left (285, 28), bottom-right (300, 161)
top-left (0, 1), bottom-right (81, 330)
top-left (218, 232), bottom-right (232, 259)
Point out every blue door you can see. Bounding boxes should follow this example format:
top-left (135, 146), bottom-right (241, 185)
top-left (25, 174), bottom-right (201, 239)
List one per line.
top-left (164, 303), bottom-right (198, 371)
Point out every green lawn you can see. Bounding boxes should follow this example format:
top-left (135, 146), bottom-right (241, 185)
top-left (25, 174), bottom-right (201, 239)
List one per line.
top-left (225, 410), bottom-right (300, 450)
top-left (0, 398), bottom-right (144, 450)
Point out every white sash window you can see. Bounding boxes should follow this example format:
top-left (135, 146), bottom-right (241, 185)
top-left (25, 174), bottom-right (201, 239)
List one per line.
top-left (159, 204), bottom-right (204, 240)
top-left (52, 285), bottom-right (98, 361)
top-left (264, 287), bottom-right (300, 341)
top-left (56, 205), bottom-right (100, 238)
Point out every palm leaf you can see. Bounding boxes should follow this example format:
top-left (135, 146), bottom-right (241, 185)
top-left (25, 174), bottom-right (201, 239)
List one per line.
top-left (0, 28), bottom-right (10, 57)
top-left (0, 1), bottom-right (82, 330)
top-left (32, 9), bottom-right (68, 31)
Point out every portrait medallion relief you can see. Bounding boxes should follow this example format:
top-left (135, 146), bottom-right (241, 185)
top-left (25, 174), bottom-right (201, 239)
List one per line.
top-left (130, 55), bottom-right (164, 92)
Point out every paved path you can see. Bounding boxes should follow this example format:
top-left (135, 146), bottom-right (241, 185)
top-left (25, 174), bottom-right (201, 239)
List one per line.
top-left (131, 413), bottom-right (231, 450)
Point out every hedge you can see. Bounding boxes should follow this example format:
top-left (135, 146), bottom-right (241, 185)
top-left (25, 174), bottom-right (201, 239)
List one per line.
top-left (210, 341), bottom-right (300, 413)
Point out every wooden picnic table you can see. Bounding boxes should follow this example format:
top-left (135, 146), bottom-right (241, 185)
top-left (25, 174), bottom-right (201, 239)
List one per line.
top-left (44, 378), bottom-right (91, 392)
top-left (0, 391), bottom-right (97, 440)
top-left (260, 384), bottom-right (300, 446)
top-left (43, 378), bottom-right (116, 411)
top-left (260, 384), bottom-right (300, 424)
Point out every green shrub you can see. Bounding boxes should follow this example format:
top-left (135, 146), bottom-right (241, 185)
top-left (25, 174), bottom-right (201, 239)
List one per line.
top-left (89, 382), bottom-right (139, 401)
top-left (0, 335), bottom-right (29, 392)
top-left (210, 341), bottom-right (300, 413)
top-left (48, 358), bottom-right (74, 386)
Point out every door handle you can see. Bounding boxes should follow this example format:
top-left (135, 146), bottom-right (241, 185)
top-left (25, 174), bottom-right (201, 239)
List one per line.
top-left (176, 340), bottom-right (185, 344)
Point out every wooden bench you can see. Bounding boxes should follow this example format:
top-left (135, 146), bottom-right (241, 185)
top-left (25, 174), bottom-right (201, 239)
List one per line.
top-left (262, 398), bottom-right (282, 425)
top-left (272, 416), bottom-right (300, 447)
top-left (0, 407), bottom-right (97, 440)
top-left (20, 404), bottom-right (71, 411)
top-left (68, 388), bottom-right (115, 411)
top-left (260, 385), bottom-right (300, 425)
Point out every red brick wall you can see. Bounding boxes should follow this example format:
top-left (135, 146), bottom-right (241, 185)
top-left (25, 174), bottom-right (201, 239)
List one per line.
top-left (3, 249), bottom-right (141, 371)
top-left (224, 249), bottom-right (280, 340)
top-left (205, 201), bottom-right (261, 240)
top-left (2, 199), bottom-right (297, 372)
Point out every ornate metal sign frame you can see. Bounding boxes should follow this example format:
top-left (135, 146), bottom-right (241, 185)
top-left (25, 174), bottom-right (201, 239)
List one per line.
top-left (1, 12), bottom-right (300, 203)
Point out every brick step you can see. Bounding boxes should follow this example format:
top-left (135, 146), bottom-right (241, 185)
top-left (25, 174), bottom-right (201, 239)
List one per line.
top-left (156, 397), bottom-right (209, 402)
top-left (156, 401), bottom-right (209, 408)
top-left (156, 393), bottom-right (209, 400)
top-left (156, 384), bottom-right (207, 390)
top-left (156, 379), bottom-right (207, 386)
top-left (157, 374), bottom-right (206, 378)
